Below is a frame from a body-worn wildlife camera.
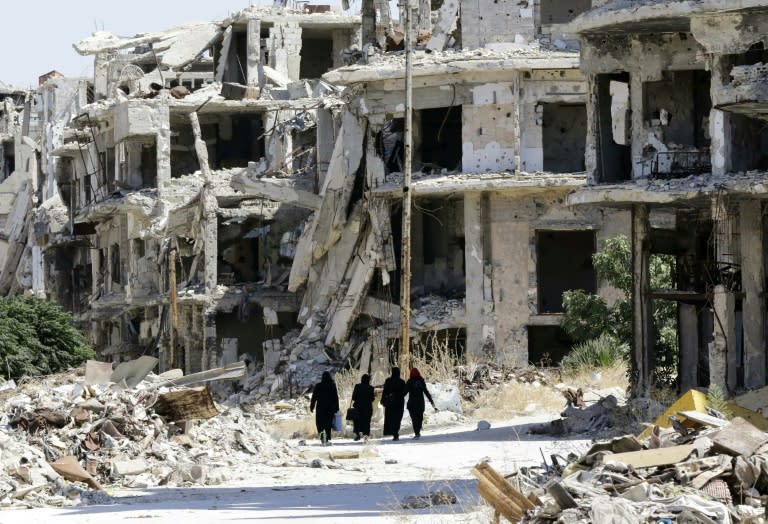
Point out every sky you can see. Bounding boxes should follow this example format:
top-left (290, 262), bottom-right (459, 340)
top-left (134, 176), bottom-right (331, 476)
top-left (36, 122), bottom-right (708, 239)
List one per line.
top-left (0, 0), bottom-right (356, 88)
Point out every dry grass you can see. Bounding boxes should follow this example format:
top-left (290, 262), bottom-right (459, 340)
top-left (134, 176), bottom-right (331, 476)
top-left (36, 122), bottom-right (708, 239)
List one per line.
top-left (468, 381), bottom-right (564, 420)
top-left (559, 363), bottom-right (629, 391)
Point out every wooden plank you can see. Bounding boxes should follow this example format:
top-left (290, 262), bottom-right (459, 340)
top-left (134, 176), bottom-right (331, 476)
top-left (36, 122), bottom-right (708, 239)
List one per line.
top-left (474, 462), bottom-right (535, 511)
top-left (711, 417), bottom-right (768, 456)
top-left (608, 445), bottom-right (697, 468)
top-left (678, 410), bottom-right (729, 428)
top-left (475, 478), bottom-right (522, 523)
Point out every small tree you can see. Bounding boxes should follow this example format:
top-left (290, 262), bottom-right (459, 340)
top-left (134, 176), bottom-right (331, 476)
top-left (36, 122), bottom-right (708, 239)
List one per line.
top-left (0, 296), bottom-right (95, 380)
top-left (561, 236), bottom-right (678, 381)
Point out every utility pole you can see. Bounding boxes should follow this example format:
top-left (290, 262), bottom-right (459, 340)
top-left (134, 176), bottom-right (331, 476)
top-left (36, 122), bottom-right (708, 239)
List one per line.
top-left (399, 0), bottom-right (414, 371)
top-left (169, 248), bottom-right (179, 370)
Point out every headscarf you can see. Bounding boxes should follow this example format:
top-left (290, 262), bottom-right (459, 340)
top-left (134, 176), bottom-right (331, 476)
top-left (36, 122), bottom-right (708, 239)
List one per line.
top-left (361, 373), bottom-right (370, 384)
top-left (321, 371), bottom-right (333, 384)
top-left (391, 367), bottom-right (400, 379)
top-left (409, 368), bottom-right (421, 379)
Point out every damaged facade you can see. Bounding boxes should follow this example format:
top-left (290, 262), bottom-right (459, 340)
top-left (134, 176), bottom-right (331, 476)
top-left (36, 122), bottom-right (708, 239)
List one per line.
top-left (568, 0), bottom-right (768, 396)
top-left (1, 2), bottom-right (630, 394)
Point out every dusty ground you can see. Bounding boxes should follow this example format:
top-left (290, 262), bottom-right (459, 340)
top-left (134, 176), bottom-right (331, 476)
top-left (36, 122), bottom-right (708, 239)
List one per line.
top-left (1, 413), bottom-right (591, 523)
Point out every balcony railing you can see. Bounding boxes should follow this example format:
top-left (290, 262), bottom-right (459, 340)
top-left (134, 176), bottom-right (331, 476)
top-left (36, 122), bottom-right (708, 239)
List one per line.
top-left (637, 150), bottom-right (711, 180)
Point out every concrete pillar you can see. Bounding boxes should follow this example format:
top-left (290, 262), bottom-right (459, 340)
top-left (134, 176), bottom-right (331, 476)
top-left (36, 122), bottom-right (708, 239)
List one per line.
top-left (203, 198), bottom-right (218, 296)
top-left (631, 204), bottom-right (653, 397)
top-left (246, 18), bottom-right (262, 87)
top-left (741, 200), bottom-right (766, 388)
top-left (709, 55), bottom-right (732, 176)
top-left (679, 304), bottom-right (699, 391)
top-left (154, 102), bottom-right (171, 192)
top-left (490, 195), bottom-right (529, 367)
top-left (585, 74), bottom-right (599, 183)
top-left (361, 0), bottom-right (376, 46)
top-left (94, 53), bottom-right (110, 101)
top-left (464, 192), bottom-right (486, 359)
top-left (711, 285), bottom-right (736, 393)
top-left (316, 109), bottom-right (335, 189)
top-left (629, 73), bottom-right (644, 179)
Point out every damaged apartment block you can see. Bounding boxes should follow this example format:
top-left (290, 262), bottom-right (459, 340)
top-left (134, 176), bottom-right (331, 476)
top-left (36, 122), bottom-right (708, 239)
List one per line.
top-left (1, 1), bottom-right (640, 398)
top-left (567, 1), bottom-right (768, 397)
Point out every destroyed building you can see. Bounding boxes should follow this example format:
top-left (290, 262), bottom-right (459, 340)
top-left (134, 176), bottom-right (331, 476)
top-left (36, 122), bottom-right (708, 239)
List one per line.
top-left (232, 0), bottom-right (631, 387)
top-left (567, 0), bottom-right (768, 397)
top-left (0, 2), bottom-right (636, 394)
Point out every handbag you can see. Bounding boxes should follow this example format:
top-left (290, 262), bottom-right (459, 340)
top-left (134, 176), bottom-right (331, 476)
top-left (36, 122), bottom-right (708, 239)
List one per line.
top-left (380, 393), bottom-right (393, 408)
top-left (346, 407), bottom-right (358, 421)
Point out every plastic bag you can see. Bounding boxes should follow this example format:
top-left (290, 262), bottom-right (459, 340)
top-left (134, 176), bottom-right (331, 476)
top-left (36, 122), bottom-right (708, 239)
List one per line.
top-left (332, 411), bottom-right (343, 432)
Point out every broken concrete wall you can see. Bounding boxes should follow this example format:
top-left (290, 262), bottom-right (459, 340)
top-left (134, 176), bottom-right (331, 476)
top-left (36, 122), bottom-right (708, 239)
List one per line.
top-left (462, 82), bottom-right (517, 173)
top-left (581, 32), bottom-right (708, 182)
top-left (460, 0), bottom-right (535, 49)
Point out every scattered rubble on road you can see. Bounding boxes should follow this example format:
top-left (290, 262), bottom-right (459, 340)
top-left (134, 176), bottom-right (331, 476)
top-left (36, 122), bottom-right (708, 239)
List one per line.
top-left (476, 389), bottom-right (768, 523)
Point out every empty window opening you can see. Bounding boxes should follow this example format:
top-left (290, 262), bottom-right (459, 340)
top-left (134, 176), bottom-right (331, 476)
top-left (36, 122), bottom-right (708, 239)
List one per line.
top-left (416, 106), bottom-right (463, 172)
top-left (415, 198), bottom-right (465, 296)
top-left (170, 123), bottom-right (199, 178)
top-left (540, 0), bottom-right (591, 25)
top-left (216, 115), bottom-right (265, 169)
top-left (542, 103), bottom-right (587, 173)
top-left (640, 70), bottom-right (712, 178)
top-left (596, 73), bottom-right (632, 183)
top-left (292, 128), bottom-right (317, 175)
top-left (99, 147), bottom-right (116, 192)
top-left (729, 113), bottom-right (768, 172)
top-left (220, 30), bottom-right (248, 85)
top-left (1, 140), bottom-right (14, 180)
top-left (528, 326), bottom-right (574, 366)
top-left (217, 217), bottom-right (265, 284)
top-left (110, 244), bottom-right (121, 286)
top-left (140, 143), bottom-right (157, 188)
top-left (378, 118), bottom-right (405, 174)
top-left (300, 36), bottom-right (334, 79)
top-left (536, 230), bottom-right (596, 313)
top-left (643, 70), bottom-right (711, 149)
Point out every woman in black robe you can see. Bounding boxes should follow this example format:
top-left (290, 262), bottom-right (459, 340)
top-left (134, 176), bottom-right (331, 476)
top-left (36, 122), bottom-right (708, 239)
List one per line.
top-left (381, 367), bottom-right (406, 441)
top-left (405, 367), bottom-right (436, 440)
top-left (310, 371), bottom-right (339, 445)
top-left (351, 373), bottom-right (375, 440)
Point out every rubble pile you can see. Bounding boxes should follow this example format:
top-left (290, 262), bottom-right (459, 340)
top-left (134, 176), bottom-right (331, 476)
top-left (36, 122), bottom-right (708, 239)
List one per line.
top-left (0, 364), bottom-right (299, 509)
top-left (458, 364), bottom-right (551, 403)
top-left (500, 412), bottom-right (768, 523)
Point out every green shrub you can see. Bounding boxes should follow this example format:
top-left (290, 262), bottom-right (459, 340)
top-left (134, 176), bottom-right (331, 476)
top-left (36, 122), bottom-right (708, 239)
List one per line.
top-left (0, 296), bottom-right (95, 380)
top-left (560, 334), bottom-right (628, 373)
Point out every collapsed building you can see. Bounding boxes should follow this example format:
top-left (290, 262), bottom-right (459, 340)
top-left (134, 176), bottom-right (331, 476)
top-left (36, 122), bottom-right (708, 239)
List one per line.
top-left (567, 0), bottom-right (768, 397)
top-left (0, 2), bottom-right (636, 394)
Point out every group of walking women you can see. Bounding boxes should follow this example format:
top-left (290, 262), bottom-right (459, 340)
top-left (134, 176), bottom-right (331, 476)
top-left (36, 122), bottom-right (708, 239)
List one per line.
top-left (309, 367), bottom-right (437, 445)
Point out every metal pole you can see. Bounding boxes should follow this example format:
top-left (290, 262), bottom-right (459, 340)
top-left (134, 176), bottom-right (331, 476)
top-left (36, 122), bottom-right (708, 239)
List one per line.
top-left (169, 248), bottom-right (179, 371)
top-left (399, 0), bottom-right (414, 371)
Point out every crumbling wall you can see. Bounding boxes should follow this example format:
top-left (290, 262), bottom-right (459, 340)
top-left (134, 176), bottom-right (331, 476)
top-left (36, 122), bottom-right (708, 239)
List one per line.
top-left (462, 83), bottom-right (517, 173)
top-left (460, 0), bottom-right (535, 49)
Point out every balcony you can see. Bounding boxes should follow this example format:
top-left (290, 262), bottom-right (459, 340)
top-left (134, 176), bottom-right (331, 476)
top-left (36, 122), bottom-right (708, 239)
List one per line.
top-left (636, 150), bottom-right (711, 180)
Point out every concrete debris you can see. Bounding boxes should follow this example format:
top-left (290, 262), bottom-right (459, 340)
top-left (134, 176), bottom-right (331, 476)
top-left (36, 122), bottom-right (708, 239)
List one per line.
top-left (0, 366), bottom-right (305, 509)
top-left (487, 411), bottom-right (768, 523)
